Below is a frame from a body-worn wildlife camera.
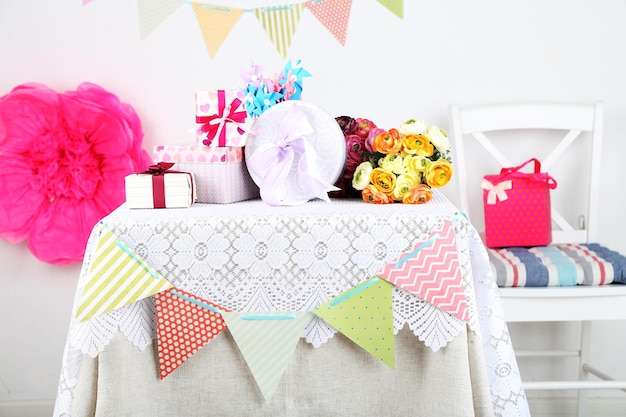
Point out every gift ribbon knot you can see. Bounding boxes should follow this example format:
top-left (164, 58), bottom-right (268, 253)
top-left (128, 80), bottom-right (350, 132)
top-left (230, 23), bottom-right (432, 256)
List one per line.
top-left (481, 179), bottom-right (512, 205)
top-left (196, 91), bottom-right (247, 147)
top-left (141, 162), bottom-right (194, 208)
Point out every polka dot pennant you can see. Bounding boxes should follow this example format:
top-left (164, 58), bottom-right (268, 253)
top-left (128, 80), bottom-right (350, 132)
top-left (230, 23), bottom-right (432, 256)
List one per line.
top-left (305, 0), bottom-right (353, 45)
top-left (313, 277), bottom-right (394, 369)
top-left (155, 288), bottom-right (230, 379)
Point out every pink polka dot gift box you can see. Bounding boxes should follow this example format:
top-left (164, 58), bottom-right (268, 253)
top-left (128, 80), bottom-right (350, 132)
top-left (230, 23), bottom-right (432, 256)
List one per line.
top-left (153, 144), bottom-right (259, 204)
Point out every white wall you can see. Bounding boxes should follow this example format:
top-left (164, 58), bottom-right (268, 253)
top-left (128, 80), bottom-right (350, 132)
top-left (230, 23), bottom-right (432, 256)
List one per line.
top-left (1, 0), bottom-right (625, 408)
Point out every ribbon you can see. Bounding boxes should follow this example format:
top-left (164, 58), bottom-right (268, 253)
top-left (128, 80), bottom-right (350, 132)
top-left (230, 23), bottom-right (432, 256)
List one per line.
top-left (141, 162), bottom-right (194, 208)
top-left (196, 90), bottom-right (247, 147)
top-left (481, 179), bottom-right (512, 205)
top-left (246, 106), bottom-right (339, 206)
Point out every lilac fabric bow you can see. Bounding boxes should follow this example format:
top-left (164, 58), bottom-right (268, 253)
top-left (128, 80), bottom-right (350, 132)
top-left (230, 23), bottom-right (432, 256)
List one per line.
top-left (246, 107), bottom-right (339, 206)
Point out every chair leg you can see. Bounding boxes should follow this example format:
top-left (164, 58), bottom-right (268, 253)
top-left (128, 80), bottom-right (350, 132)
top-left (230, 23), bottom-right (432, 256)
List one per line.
top-left (577, 321), bottom-right (593, 417)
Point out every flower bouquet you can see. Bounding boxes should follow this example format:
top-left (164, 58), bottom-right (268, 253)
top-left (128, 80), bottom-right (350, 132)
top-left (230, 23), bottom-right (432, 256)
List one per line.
top-left (334, 117), bottom-right (453, 204)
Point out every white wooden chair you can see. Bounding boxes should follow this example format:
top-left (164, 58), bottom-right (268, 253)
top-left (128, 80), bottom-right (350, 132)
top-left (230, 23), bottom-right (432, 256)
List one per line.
top-left (449, 101), bottom-right (626, 416)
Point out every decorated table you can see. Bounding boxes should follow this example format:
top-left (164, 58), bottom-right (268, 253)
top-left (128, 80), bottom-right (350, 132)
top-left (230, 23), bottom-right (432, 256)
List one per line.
top-left (53, 191), bottom-right (530, 417)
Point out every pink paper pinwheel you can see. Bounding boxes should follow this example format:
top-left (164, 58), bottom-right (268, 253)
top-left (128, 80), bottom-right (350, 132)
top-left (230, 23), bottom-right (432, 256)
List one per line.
top-left (0, 82), bottom-right (152, 265)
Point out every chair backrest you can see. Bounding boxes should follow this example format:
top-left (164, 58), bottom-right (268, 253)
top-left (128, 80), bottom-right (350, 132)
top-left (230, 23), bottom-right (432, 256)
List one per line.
top-left (449, 102), bottom-right (604, 244)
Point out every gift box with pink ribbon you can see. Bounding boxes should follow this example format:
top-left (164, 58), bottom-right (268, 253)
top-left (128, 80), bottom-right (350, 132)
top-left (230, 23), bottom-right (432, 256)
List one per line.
top-left (125, 162), bottom-right (196, 209)
top-left (153, 144), bottom-right (259, 204)
top-left (195, 89), bottom-right (250, 147)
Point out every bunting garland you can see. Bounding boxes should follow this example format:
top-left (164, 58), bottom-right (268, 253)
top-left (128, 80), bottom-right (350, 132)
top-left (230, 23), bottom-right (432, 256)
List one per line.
top-left (84, 0), bottom-right (403, 58)
top-left (77, 222), bottom-right (465, 402)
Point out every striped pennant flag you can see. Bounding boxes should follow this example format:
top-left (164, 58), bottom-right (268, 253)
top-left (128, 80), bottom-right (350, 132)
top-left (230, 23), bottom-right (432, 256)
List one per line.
top-left (254, 3), bottom-right (305, 58)
top-left (76, 225), bottom-right (173, 322)
top-left (377, 220), bottom-right (469, 323)
top-left (313, 277), bottom-right (395, 369)
top-left (137, 0), bottom-right (185, 39)
top-left (221, 311), bottom-right (313, 402)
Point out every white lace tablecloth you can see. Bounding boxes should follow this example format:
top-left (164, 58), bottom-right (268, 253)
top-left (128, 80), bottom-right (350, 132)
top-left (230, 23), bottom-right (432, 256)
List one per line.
top-left (54, 191), bottom-right (530, 417)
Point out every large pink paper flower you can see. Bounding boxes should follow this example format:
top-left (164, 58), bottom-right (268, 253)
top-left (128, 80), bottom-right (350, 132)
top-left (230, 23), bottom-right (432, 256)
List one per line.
top-left (0, 82), bottom-right (152, 265)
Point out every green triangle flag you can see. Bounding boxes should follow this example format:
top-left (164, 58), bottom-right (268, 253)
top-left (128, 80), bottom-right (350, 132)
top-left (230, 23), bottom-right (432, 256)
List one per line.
top-left (76, 224), bottom-right (173, 322)
top-left (376, 0), bottom-right (403, 18)
top-left (137, 0), bottom-right (185, 39)
top-left (314, 277), bottom-right (395, 369)
top-left (254, 3), bottom-right (305, 57)
top-left (221, 311), bottom-right (313, 402)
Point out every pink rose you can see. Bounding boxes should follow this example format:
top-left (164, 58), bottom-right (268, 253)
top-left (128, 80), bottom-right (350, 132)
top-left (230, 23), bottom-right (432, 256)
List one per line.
top-left (345, 134), bottom-right (366, 163)
top-left (0, 82), bottom-right (152, 264)
top-left (365, 127), bottom-right (385, 153)
top-left (354, 118), bottom-right (377, 139)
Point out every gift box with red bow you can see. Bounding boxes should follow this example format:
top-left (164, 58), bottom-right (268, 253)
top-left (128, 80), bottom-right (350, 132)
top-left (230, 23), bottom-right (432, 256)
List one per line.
top-left (195, 90), bottom-right (250, 147)
top-left (153, 144), bottom-right (259, 204)
top-left (125, 162), bottom-right (196, 209)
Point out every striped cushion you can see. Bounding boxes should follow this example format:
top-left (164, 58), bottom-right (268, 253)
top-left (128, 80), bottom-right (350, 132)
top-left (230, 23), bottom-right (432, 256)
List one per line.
top-left (488, 243), bottom-right (626, 287)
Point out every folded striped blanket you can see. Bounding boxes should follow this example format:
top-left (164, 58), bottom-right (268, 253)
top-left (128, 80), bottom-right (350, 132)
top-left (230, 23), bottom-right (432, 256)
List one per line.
top-left (488, 243), bottom-right (626, 287)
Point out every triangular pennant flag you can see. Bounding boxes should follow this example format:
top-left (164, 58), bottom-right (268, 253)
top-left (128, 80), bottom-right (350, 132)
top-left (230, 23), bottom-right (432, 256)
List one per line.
top-left (156, 288), bottom-right (230, 379)
top-left (254, 3), bottom-right (305, 57)
top-left (305, 0), bottom-right (352, 45)
top-left (75, 225), bottom-right (173, 322)
top-left (377, 221), bottom-right (469, 323)
top-left (221, 311), bottom-right (312, 402)
top-left (313, 277), bottom-right (394, 369)
top-left (137, 0), bottom-right (185, 39)
top-left (192, 2), bottom-right (244, 58)
top-left (376, 0), bottom-right (403, 18)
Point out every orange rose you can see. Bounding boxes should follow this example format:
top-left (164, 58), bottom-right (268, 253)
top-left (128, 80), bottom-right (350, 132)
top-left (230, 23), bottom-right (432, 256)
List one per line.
top-left (424, 158), bottom-right (453, 188)
top-left (401, 134), bottom-right (435, 157)
top-left (402, 184), bottom-right (433, 204)
top-left (362, 184), bottom-right (394, 204)
top-left (372, 128), bottom-right (403, 154)
top-left (370, 167), bottom-right (396, 195)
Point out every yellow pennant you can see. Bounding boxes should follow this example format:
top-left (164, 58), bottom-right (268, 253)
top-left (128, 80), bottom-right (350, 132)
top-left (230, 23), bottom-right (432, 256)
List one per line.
top-left (76, 224), bottom-right (173, 322)
top-left (192, 3), bottom-right (244, 58)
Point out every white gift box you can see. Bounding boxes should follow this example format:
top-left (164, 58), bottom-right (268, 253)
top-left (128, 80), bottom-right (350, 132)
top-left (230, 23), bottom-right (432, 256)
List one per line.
top-left (125, 170), bottom-right (196, 209)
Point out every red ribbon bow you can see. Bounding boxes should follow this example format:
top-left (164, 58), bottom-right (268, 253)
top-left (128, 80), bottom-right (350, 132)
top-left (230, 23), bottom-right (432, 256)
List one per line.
top-left (141, 162), bottom-right (194, 208)
top-left (196, 91), bottom-right (247, 147)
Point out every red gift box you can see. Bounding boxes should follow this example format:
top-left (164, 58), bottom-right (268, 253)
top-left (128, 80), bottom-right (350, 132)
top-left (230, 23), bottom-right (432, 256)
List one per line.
top-left (481, 158), bottom-right (557, 248)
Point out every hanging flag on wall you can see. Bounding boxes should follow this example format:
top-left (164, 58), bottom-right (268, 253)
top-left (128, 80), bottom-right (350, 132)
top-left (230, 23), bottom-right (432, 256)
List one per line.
top-left (83, 0), bottom-right (403, 58)
top-left (137, 0), bottom-right (186, 39)
top-left (376, 0), bottom-right (403, 18)
top-left (191, 3), bottom-right (245, 58)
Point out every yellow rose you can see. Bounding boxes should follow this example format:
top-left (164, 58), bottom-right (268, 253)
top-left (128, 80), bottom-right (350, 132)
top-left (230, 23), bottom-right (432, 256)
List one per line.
top-left (370, 167), bottom-right (396, 195)
top-left (423, 125), bottom-right (450, 154)
top-left (392, 173), bottom-right (418, 201)
top-left (402, 184), bottom-right (433, 204)
top-left (403, 155), bottom-right (428, 177)
top-left (372, 128), bottom-right (403, 154)
top-left (424, 158), bottom-right (453, 188)
top-left (362, 184), bottom-right (394, 204)
top-left (401, 134), bottom-right (435, 157)
top-left (352, 161), bottom-right (374, 191)
top-left (379, 153), bottom-right (406, 175)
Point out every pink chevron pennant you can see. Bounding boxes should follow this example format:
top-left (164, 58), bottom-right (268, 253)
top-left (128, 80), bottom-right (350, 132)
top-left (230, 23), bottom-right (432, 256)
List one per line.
top-left (377, 220), bottom-right (469, 323)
